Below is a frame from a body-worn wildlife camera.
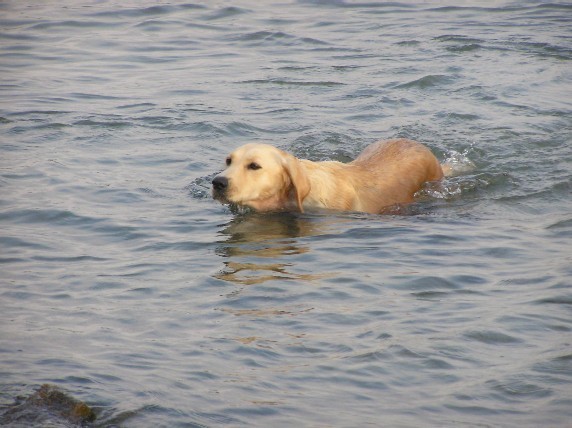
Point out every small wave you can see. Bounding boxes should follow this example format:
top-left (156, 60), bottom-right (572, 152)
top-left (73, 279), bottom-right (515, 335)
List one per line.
top-left (546, 218), bottom-right (572, 231)
top-left (401, 276), bottom-right (459, 292)
top-left (0, 31), bottom-right (37, 41)
top-left (29, 20), bottom-right (119, 31)
top-left (395, 40), bottom-right (421, 47)
top-left (6, 109), bottom-right (72, 117)
top-left (534, 295), bottom-right (572, 306)
top-left (427, 5), bottom-right (521, 13)
top-left (464, 330), bottom-right (522, 345)
top-left (441, 112), bottom-right (482, 121)
top-left (32, 254), bottom-right (109, 263)
top-left (116, 102), bottom-right (156, 110)
top-left (435, 35), bottom-right (486, 54)
top-left (162, 120), bottom-right (227, 137)
top-left (0, 208), bottom-right (150, 241)
top-left (0, 236), bottom-right (51, 250)
top-left (446, 43), bottom-right (482, 53)
top-left (226, 121), bottom-right (268, 137)
top-left (232, 30), bottom-right (328, 47)
top-left (487, 379), bottom-right (552, 399)
top-left (532, 353), bottom-right (572, 376)
top-left (74, 118), bottom-right (132, 129)
top-left (89, 4), bottom-right (204, 19)
top-left (395, 74), bottom-right (455, 90)
top-left (513, 41), bottom-right (572, 61)
top-left (434, 35), bottom-right (484, 44)
top-left (299, 1), bottom-right (414, 10)
top-left (0, 208), bottom-right (98, 225)
top-left (240, 78), bottom-right (345, 87)
top-left (70, 92), bottom-right (122, 101)
top-left (290, 132), bottom-right (361, 161)
top-left (204, 6), bottom-right (249, 21)
top-left (134, 19), bottom-right (187, 31)
top-left (233, 30), bottom-right (294, 43)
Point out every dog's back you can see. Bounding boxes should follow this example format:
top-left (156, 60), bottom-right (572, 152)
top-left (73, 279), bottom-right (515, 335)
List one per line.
top-left (346, 139), bottom-right (444, 212)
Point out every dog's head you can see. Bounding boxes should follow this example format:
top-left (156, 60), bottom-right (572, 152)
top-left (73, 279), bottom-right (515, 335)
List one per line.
top-left (212, 143), bottom-right (310, 212)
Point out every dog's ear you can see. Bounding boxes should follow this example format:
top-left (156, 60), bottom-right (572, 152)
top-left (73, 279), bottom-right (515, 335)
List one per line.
top-left (282, 153), bottom-right (311, 213)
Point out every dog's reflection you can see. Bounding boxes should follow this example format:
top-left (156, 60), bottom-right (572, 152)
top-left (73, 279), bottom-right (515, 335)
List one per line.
top-left (214, 212), bottom-right (335, 286)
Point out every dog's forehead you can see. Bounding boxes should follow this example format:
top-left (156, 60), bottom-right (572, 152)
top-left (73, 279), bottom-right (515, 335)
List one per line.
top-left (231, 143), bottom-right (282, 161)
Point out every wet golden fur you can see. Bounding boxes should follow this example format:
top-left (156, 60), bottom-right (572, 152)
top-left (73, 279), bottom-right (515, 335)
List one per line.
top-left (212, 138), bottom-right (445, 214)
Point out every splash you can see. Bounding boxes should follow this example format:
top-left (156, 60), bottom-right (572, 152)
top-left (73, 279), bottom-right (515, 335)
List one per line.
top-left (441, 146), bottom-right (476, 177)
top-left (416, 146), bottom-right (478, 200)
top-left (187, 174), bottom-right (217, 200)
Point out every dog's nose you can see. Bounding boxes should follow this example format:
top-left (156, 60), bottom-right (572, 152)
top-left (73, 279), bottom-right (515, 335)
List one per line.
top-left (212, 176), bottom-right (229, 191)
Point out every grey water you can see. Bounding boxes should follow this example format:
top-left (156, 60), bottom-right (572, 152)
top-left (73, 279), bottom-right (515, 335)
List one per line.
top-left (1, 0), bottom-right (571, 426)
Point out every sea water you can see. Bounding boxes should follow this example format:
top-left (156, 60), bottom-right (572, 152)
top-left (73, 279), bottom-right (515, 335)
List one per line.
top-left (1, 1), bottom-right (571, 426)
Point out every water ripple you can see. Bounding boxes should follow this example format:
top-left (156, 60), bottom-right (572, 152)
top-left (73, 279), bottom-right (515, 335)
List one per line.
top-left (1, 1), bottom-right (571, 427)
top-left (464, 330), bottom-right (522, 345)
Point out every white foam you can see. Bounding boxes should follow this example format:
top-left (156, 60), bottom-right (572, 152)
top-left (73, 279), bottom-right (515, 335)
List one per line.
top-left (441, 146), bottom-right (476, 177)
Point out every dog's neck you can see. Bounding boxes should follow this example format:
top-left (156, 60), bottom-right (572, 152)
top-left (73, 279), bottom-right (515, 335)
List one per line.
top-left (297, 160), bottom-right (357, 212)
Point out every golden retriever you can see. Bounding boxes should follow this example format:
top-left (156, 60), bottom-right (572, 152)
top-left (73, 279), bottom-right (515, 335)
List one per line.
top-left (212, 138), bottom-right (447, 214)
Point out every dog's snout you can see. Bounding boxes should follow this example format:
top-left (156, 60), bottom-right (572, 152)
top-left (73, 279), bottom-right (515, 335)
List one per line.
top-left (212, 176), bottom-right (229, 192)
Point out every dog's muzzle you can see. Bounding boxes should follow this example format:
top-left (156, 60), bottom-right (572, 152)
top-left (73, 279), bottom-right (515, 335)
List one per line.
top-left (212, 176), bottom-right (229, 199)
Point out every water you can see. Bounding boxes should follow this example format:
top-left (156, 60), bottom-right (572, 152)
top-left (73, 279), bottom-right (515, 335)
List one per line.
top-left (1, 0), bottom-right (571, 426)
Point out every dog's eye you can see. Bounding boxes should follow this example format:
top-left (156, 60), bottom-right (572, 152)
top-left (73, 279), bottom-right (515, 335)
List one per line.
top-left (248, 162), bottom-right (261, 170)
top-left (225, 157), bottom-right (232, 166)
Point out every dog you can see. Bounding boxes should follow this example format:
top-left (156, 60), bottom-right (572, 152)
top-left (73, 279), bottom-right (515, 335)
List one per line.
top-left (212, 138), bottom-right (448, 214)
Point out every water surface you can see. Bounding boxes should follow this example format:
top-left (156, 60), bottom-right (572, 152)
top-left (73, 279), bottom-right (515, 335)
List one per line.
top-left (1, 1), bottom-right (571, 427)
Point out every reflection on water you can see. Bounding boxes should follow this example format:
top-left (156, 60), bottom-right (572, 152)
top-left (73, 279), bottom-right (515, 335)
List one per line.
top-left (214, 212), bottom-right (335, 286)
